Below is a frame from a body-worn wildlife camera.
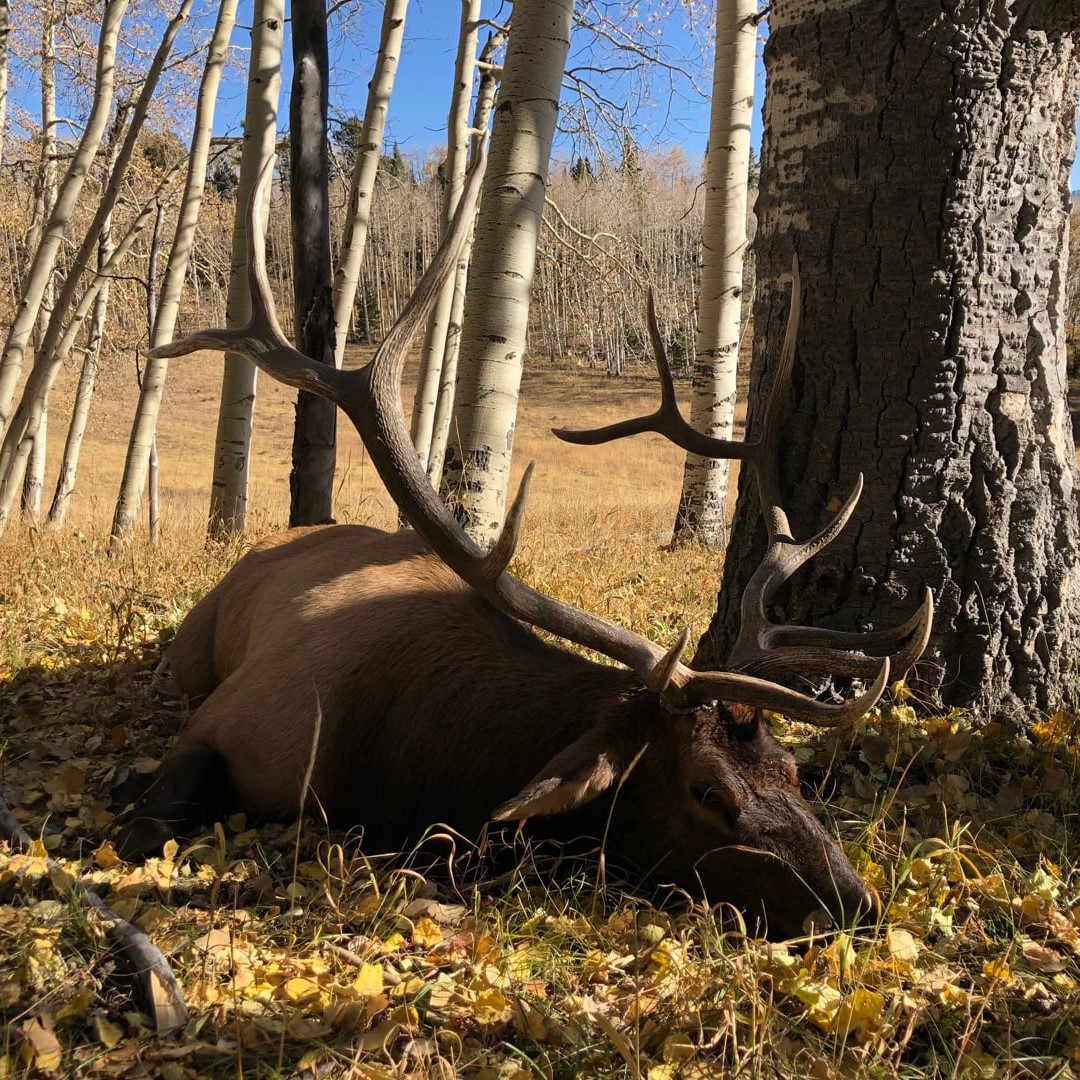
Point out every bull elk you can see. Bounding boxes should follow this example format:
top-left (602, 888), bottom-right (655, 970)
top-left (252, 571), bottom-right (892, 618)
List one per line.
top-left (115, 148), bottom-right (932, 939)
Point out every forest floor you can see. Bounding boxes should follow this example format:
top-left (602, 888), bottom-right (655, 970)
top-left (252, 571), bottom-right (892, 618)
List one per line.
top-left (1, 350), bottom-right (1080, 1078)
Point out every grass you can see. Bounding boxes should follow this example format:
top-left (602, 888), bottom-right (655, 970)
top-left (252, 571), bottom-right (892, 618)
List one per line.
top-left (1, 352), bottom-right (1079, 1077)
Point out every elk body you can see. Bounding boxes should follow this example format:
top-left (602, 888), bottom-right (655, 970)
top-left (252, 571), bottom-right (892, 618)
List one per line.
top-left (117, 151), bottom-right (932, 939)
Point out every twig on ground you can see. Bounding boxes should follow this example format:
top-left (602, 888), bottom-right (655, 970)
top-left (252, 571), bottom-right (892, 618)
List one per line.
top-left (0, 785), bottom-right (189, 1031)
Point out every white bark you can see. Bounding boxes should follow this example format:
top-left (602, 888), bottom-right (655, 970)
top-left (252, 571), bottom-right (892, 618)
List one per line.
top-left (426, 40), bottom-right (501, 485)
top-left (208, 0), bottom-right (283, 538)
top-left (0, 166), bottom-right (183, 535)
top-left (330, 0), bottom-right (408, 368)
top-left (0, 0), bottom-right (129, 432)
top-left (672, 0), bottom-right (757, 548)
top-left (0, 0), bottom-right (9, 165)
top-left (0, 0), bottom-right (195, 533)
top-left (440, 0), bottom-right (573, 546)
top-left (409, 0), bottom-right (480, 470)
top-left (111, 0), bottom-right (239, 540)
top-left (48, 131), bottom-right (124, 528)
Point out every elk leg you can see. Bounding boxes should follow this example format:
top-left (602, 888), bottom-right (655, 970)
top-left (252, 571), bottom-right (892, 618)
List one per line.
top-left (111, 747), bottom-right (231, 860)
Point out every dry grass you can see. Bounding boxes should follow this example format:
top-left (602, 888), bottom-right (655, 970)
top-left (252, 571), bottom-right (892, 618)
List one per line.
top-left (2, 357), bottom-right (1079, 1078)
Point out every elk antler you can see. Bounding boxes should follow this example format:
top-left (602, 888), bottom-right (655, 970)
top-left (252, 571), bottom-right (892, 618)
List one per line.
top-left (149, 150), bottom-right (896, 726)
top-left (555, 258), bottom-right (933, 705)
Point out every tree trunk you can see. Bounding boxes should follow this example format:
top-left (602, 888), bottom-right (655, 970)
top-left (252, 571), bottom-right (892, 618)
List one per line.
top-left (330, 0), bottom-right (407, 368)
top-left (288, 0), bottom-right (335, 526)
top-left (111, 0), bottom-right (238, 541)
top-left (426, 42), bottom-right (502, 486)
top-left (0, 164), bottom-right (184, 535)
top-left (409, 0), bottom-right (481, 471)
top-left (440, 0), bottom-right (573, 546)
top-left (0, 0), bottom-right (128, 431)
top-left (0, 0), bottom-right (9, 165)
top-left (698, 1), bottom-right (1080, 713)
top-left (671, 0), bottom-right (756, 549)
top-left (0, 0), bottom-right (195, 532)
top-left (207, 0), bottom-right (283, 539)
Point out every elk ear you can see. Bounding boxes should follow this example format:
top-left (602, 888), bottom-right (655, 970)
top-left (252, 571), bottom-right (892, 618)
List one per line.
top-left (491, 723), bottom-right (643, 821)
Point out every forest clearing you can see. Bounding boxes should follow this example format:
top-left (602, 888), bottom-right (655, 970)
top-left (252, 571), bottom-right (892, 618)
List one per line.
top-left (1, 354), bottom-right (1080, 1078)
top-left (3, 0), bottom-right (1080, 1076)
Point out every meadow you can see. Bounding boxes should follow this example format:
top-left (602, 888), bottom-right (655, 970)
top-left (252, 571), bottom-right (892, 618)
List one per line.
top-left (1, 349), bottom-right (1079, 1078)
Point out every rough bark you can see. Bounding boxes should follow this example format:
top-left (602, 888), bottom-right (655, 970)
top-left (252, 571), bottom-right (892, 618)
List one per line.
top-left (698, 1), bottom-right (1080, 713)
top-left (440, 0), bottom-right (573, 546)
top-left (671, 0), bottom-right (757, 549)
top-left (207, 0), bottom-right (283, 539)
top-left (288, 0), bottom-right (335, 526)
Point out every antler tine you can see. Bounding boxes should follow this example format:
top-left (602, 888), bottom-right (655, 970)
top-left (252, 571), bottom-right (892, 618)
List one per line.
top-left (149, 158), bottom-right (351, 406)
top-left (550, 254), bottom-right (930, 723)
top-left (147, 142), bottom-right (878, 724)
top-left (554, 291), bottom-right (759, 462)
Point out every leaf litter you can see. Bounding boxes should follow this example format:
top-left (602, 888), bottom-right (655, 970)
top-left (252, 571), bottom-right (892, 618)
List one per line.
top-left (2, 534), bottom-right (1080, 1077)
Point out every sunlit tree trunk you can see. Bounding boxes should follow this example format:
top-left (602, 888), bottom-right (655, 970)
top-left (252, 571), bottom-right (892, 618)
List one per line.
top-left (207, 0), bottom-right (283, 538)
top-left (700, 0), bottom-right (1080, 712)
top-left (111, 0), bottom-right (238, 541)
top-left (426, 36), bottom-right (501, 485)
top-left (0, 0), bottom-right (194, 534)
top-left (20, 5), bottom-right (60, 515)
top-left (48, 118), bottom-right (126, 528)
top-left (330, 0), bottom-right (408, 366)
top-left (671, 0), bottom-right (757, 549)
top-left (409, 0), bottom-right (480, 471)
top-left (440, 0), bottom-right (573, 546)
top-left (0, 0), bottom-right (9, 165)
top-left (288, 0), bottom-right (335, 526)
top-left (0, 0), bottom-right (128, 432)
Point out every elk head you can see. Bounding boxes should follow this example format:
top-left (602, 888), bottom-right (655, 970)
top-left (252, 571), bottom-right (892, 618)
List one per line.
top-left (148, 144), bottom-right (931, 937)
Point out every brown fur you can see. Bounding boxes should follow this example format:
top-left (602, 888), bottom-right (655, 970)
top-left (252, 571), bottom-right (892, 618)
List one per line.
top-left (116, 525), bottom-right (876, 939)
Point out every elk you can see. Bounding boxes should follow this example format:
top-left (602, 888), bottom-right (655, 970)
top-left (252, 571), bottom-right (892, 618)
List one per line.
top-left (115, 150), bottom-right (932, 939)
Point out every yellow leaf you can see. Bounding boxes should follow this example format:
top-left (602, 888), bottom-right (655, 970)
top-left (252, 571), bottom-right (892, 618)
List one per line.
top-left (885, 928), bottom-right (920, 963)
top-left (412, 916), bottom-right (442, 949)
top-left (830, 988), bottom-right (885, 1037)
top-left (388, 1004), bottom-right (419, 1029)
top-left (352, 963), bottom-right (384, 997)
top-left (282, 977), bottom-right (323, 1005)
top-left (94, 841), bottom-right (121, 869)
top-left (982, 957), bottom-right (1013, 984)
top-left (92, 1013), bottom-right (124, 1049)
top-left (381, 931), bottom-right (406, 952)
top-left (20, 1015), bottom-right (61, 1071)
top-left (662, 1031), bottom-right (695, 1064)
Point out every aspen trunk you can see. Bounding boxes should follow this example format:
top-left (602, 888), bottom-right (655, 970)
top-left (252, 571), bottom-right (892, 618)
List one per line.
top-left (330, 0), bottom-right (408, 367)
top-left (0, 165), bottom-right (183, 535)
top-left (0, 0), bottom-right (195, 534)
top-left (0, 0), bottom-right (9, 165)
top-left (409, 0), bottom-right (481, 471)
top-left (207, 0), bottom-right (284, 539)
top-left (671, 0), bottom-right (757, 549)
top-left (426, 46), bottom-right (501, 485)
top-left (0, 0), bottom-right (128, 431)
top-left (111, 0), bottom-right (238, 541)
top-left (440, 0), bottom-right (573, 545)
top-left (700, 0), bottom-right (1080, 712)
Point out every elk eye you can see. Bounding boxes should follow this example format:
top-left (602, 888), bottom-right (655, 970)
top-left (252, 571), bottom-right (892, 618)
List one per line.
top-left (692, 782), bottom-right (740, 819)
